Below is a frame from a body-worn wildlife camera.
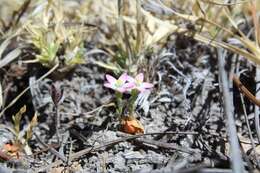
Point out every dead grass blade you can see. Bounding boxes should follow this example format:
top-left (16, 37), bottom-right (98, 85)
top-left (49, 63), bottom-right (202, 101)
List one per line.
top-left (0, 38), bottom-right (11, 57)
top-left (200, 0), bottom-right (248, 6)
top-left (155, 0), bottom-right (260, 65)
top-left (82, 0), bottom-right (182, 73)
top-left (0, 48), bottom-right (21, 68)
top-left (193, 33), bottom-right (260, 64)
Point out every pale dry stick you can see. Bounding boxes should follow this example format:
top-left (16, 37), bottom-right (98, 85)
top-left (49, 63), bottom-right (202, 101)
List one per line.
top-left (248, 7), bottom-right (260, 141)
top-left (0, 49), bottom-right (21, 68)
top-left (232, 54), bottom-right (257, 170)
top-left (199, 0), bottom-right (248, 6)
top-left (34, 133), bottom-right (67, 162)
top-left (0, 63), bottom-right (59, 117)
top-left (1, 82), bottom-right (12, 108)
top-left (233, 55), bottom-right (258, 170)
top-left (35, 131), bottom-right (198, 172)
top-left (239, 89), bottom-right (260, 168)
top-left (218, 48), bottom-right (245, 173)
top-left (146, 168), bottom-right (235, 173)
top-left (229, 54), bottom-right (238, 96)
top-left (255, 65), bottom-right (260, 142)
top-left (233, 74), bottom-right (260, 166)
top-left (117, 133), bottom-right (195, 154)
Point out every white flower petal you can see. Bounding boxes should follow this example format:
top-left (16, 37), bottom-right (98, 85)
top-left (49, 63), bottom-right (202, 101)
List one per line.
top-left (135, 73), bottom-right (144, 82)
top-left (106, 74), bottom-right (117, 84)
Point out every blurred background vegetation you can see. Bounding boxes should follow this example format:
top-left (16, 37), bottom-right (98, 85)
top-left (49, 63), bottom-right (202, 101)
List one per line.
top-left (0, 0), bottom-right (259, 74)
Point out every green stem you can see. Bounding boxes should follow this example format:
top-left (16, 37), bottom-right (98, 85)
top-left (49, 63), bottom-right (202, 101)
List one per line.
top-left (115, 91), bottom-right (123, 118)
top-left (129, 89), bottom-right (138, 117)
top-left (55, 105), bottom-right (61, 144)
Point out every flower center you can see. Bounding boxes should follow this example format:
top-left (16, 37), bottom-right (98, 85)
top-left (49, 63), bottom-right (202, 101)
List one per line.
top-left (135, 79), bottom-right (142, 86)
top-left (115, 80), bottom-right (123, 87)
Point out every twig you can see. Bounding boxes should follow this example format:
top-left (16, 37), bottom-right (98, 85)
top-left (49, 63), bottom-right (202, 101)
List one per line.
top-left (34, 133), bottom-right (67, 162)
top-left (232, 39), bottom-right (254, 172)
top-left (217, 48), bottom-right (244, 173)
top-left (143, 167), bottom-right (236, 173)
top-left (117, 133), bottom-right (195, 154)
top-left (197, 168), bottom-right (240, 173)
top-left (35, 131), bottom-right (198, 172)
top-left (5, 0), bottom-right (31, 31)
top-left (31, 144), bottom-right (59, 156)
top-left (200, 0), bottom-right (248, 6)
top-left (70, 131), bottom-right (198, 158)
top-left (255, 65), bottom-right (260, 142)
top-left (233, 75), bottom-right (260, 107)
top-left (0, 63), bottom-right (59, 117)
top-left (239, 91), bottom-right (259, 169)
top-left (251, 0), bottom-right (260, 142)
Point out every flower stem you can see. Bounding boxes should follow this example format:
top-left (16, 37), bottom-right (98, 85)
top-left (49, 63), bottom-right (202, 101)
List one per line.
top-left (129, 89), bottom-right (138, 117)
top-left (55, 105), bottom-right (61, 144)
top-left (115, 91), bottom-right (123, 118)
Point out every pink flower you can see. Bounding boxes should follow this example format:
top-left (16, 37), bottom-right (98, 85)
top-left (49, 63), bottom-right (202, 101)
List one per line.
top-left (104, 73), bottom-right (128, 93)
top-left (126, 73), bottom-right (153, 92)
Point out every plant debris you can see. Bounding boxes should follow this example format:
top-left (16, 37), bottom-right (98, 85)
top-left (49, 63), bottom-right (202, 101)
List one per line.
top-left (0, 0), bottom-right (260, 172)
